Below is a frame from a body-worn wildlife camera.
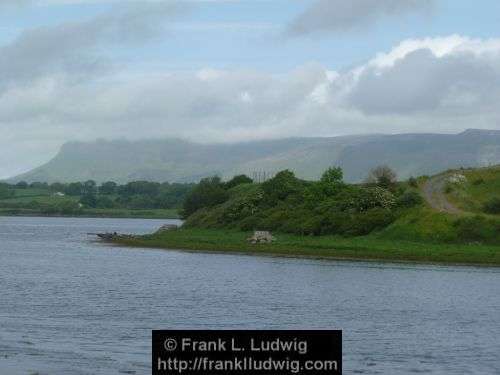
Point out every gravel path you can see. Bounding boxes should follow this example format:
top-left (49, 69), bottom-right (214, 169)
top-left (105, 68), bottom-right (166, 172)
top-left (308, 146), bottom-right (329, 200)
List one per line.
top-left (421, 174), bottom-right (463, 214)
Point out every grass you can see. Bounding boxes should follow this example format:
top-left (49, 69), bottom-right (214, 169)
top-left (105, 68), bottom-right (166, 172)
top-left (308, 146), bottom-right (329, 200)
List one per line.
top-left (114, 227), bottom-right (500, 266)
top-left (446, 166), bottom-right (500, 213)
top-left (0, 194), bottom-right (79, 204)
top-left (10, 188), bottom-right (51, 197)
top-left (377, 207), bottom-right (460, 243)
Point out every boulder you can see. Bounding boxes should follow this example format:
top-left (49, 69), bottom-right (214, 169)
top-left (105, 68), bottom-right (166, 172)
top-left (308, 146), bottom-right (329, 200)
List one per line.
top-left (247, 231), bottom-right (275, 244)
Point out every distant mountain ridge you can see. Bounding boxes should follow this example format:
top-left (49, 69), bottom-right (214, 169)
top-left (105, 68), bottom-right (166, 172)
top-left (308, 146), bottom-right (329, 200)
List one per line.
top-left (10, 129), bottom-right (500, 183)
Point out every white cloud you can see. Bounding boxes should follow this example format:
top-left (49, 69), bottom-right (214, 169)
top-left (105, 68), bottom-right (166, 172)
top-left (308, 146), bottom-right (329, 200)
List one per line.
top-left (368, 35), bottom-right (500, 69)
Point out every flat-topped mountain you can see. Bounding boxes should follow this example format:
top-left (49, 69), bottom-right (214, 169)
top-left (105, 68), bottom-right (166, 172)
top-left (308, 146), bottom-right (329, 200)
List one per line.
top-left (9, 129), bottom-right (500, 183)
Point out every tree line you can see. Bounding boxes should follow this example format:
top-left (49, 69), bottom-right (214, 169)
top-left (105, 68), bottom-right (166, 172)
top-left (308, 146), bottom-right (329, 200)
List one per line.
top-left (0, 180), bottom-right (195, 211)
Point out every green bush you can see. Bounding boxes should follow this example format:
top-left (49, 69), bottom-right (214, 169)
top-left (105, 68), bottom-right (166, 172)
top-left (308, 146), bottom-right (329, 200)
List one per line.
top-left (96, 196), bottom-right (116, 209)
top-left (238, 215), bottom-right (262, 231)
top-left (259, 206), bottom-right (292, 231)
top-left (454, 216), bottom-right (500, 243)
top-left (345, 208), bottom-right (396, 236)
top-left (397, 190), bottom-right (423, 208)
top-left (357, 187), bottom-right (396, 211)
top-left (473, 178), bottom-right (485, 186)
top-left (483, 197), bottom-right (500, 214)
top-left (220, 188), bottom-right (263, 223)
top-left (276, 210), bottom-right (322, 236)
top-left (261, 170), bottom-right (303, 206)
top-left (319, 211), bottom-right (351, 235)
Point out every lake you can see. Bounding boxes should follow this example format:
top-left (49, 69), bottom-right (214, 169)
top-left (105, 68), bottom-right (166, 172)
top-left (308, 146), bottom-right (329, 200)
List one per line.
top-left (1, 216), bottom-right (499, 374)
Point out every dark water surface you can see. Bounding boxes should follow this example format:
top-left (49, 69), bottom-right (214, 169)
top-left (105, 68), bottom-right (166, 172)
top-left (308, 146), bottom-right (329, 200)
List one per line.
top-left (1, 216), bottom-right (499, 374)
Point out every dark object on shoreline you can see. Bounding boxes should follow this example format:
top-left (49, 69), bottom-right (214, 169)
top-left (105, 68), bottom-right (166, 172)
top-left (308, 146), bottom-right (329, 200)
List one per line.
top-left (89, 232), bottom-right (138, 241)
top-left (90, 223), bottom-right (179, 241)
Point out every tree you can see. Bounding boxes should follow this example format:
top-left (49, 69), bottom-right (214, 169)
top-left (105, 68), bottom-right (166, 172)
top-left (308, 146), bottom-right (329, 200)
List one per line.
top-left (30, 182), bottom-right (48, 189)
top-left (128, 195), bottom-right (155, 209)
top-left (261, 170), bottom-right (302, 205)
top-left (15, 181), bottom-right (28, 189)
top-left (80, 193), bottom-right (97, 208)
top-left (225, 175), bottom-right (253, 190)
top-left (65, 182), bottom-right (83, 196)
top-left (82, 180), bottom-right (97, 195)
top-left (320, 167), bottom-right (343, 185)
top-left (50, 182), bottom-right (66, 192)
top-left (119, 181), bottom-right (160, 197)
top-left (304, 167), bottom-right (345, 207)
top-left (366, 165), bottom-right (398, 189)
top-left (99, 181), bottom-right (117, 195)
top-left (182, 176), bottom-right (229, 218)
top-left (320, 167), bottom-right (345, 195)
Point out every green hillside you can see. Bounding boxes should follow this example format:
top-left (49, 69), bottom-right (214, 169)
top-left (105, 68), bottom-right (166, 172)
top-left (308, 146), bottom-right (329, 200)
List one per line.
top-left (180, 169), bottom-right (500, 245)
top-left (114, 166), bottom-right (500, 265)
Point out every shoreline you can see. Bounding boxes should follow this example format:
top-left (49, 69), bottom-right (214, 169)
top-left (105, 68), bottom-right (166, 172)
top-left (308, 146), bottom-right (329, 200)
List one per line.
top-left (0, 211), bottom-right (180, 220)
top-left (111, 228), bottom-right (500, 267)
top-left (115, 241), bottom-right (500, 269)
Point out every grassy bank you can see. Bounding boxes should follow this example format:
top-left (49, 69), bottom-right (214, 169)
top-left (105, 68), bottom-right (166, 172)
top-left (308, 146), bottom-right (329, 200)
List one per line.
top-left (445, 166), bottom-right (500, 214)
top-left (0, 207), bottom-right (180, 219)
top-left (114, 228), bottom-right (500, 266)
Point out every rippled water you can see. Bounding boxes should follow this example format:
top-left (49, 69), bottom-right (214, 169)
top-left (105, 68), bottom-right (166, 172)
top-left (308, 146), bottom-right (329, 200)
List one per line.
top-left (1, 216), bottom-right (499, 374)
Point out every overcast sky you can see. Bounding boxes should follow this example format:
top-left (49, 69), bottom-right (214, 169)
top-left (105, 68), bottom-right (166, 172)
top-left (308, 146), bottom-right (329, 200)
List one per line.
top-left (1, 0), bottom-right (500, 178)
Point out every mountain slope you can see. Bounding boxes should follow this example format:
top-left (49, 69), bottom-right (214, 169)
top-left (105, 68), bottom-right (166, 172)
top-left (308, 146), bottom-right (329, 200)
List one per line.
top-left (10, 129), bottom-right (500, 183)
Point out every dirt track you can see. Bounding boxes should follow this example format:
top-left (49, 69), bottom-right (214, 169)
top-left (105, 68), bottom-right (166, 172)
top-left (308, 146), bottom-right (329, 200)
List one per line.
top-left (421, 175), bottom-right (463, 214)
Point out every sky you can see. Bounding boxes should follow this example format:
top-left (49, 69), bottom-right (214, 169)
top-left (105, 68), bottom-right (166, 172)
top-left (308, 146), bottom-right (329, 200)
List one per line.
top-left (1, 0), bottom-right (500, 178)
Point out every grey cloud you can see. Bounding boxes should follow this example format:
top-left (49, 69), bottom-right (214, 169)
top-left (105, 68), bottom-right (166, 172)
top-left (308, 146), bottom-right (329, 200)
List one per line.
top-left (0, 1), bottom-right (187, 91)
top-left (288, 0), bottom-right (434, 36)
top-left (348, 49), bottom-right (500, 114)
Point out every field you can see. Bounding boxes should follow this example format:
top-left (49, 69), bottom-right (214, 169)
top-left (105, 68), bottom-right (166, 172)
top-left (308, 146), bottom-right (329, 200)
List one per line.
top-left (0, 188), bottom-right (180, 219)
